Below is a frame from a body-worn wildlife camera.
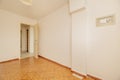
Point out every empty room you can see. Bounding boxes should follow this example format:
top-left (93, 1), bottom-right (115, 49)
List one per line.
top-left (0, 0), bottom-right (120, 80)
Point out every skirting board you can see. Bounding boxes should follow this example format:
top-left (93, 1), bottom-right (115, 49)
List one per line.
top-left (38, 55), bottom-right (101, 80)
top-left (71, 70), bottom-right (86, 78)
top-left (0, 58), bottom-right (19, 63)
top-left (72, 73), bottom-right (84, 79)
top-left (38, 55), bottom-right (71, 69)
top-left (39, 55), bottom-right (86, 78)
top-left (87, 74), bottom-right (102, 80)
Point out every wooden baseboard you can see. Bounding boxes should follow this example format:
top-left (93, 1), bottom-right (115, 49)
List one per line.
top-left (38, 55), bottom-right (86, 78)
top-left (38, 55), bottom-right (101, 80)
top-left (71, 70), bottom-right (86, 78)
top-left (87, 74), bottom-right (102, 80)
top-left (0, 58), bottom-right (19, 63)
top-left (38, 55), bottom-right (71, 70)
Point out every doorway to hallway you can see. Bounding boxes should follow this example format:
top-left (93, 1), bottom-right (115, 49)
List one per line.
top-left (20, 23), bottom-right (34, 59)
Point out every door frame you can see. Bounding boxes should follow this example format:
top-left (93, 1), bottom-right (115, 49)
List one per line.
top-left (20, 23), bottom-right (31, 58)
top-left (20, 23), bottom-right (39, 59)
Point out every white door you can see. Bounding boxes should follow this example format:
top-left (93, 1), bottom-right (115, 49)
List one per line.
top-left (34, 24), bottom-right (39, 58)
top-left (71, 9), bottom-right (87, 75)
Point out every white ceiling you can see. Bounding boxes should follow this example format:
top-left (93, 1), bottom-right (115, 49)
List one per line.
top-left (0, 0), bottom-right (68, 19)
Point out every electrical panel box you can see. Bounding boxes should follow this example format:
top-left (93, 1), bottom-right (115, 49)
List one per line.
top-left (96, 15), bottom-right (115, 27)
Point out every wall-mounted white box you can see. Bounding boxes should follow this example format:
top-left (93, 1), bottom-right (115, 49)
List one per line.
top-left (96, 15), bottom-right (115, 27)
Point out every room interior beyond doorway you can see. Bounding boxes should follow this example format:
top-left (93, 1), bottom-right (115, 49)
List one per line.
top-left (20, 23), bottom-right (34, 59)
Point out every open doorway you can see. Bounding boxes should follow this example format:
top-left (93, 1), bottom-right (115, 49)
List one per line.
top-left (20, 23), bottom-right (34, 59)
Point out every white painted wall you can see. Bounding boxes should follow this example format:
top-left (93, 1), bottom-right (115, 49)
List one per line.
top-left (86, 0), bottom-right (120, 80)
top-left (39, 4), bottom-right (71, 67)
top-left (0, 9), bottom-right (36, 62)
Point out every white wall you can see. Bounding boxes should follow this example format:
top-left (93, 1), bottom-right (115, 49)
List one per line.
top-left (0, 9), bottom-right (36, 62)
top-left (39, 4), bottom-right (71, 67)
top-left (86, 0), bottom-right (120, 80)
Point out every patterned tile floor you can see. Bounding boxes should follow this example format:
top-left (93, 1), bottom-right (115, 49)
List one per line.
top-left (0, 57), bottom-right (81, 80)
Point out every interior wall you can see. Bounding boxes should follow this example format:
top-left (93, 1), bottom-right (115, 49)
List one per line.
top-left (0, 9), bottom-right (36, 62)
top-left (86, 0), bottom-right (120, 80)
top-left (39, 4), bottom-right (71, 67)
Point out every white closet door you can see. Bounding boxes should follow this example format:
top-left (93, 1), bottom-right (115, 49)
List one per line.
top-left (34, 24), bottom-right (39, 58)
top-left (71, 9), bottom-right (87, 75)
